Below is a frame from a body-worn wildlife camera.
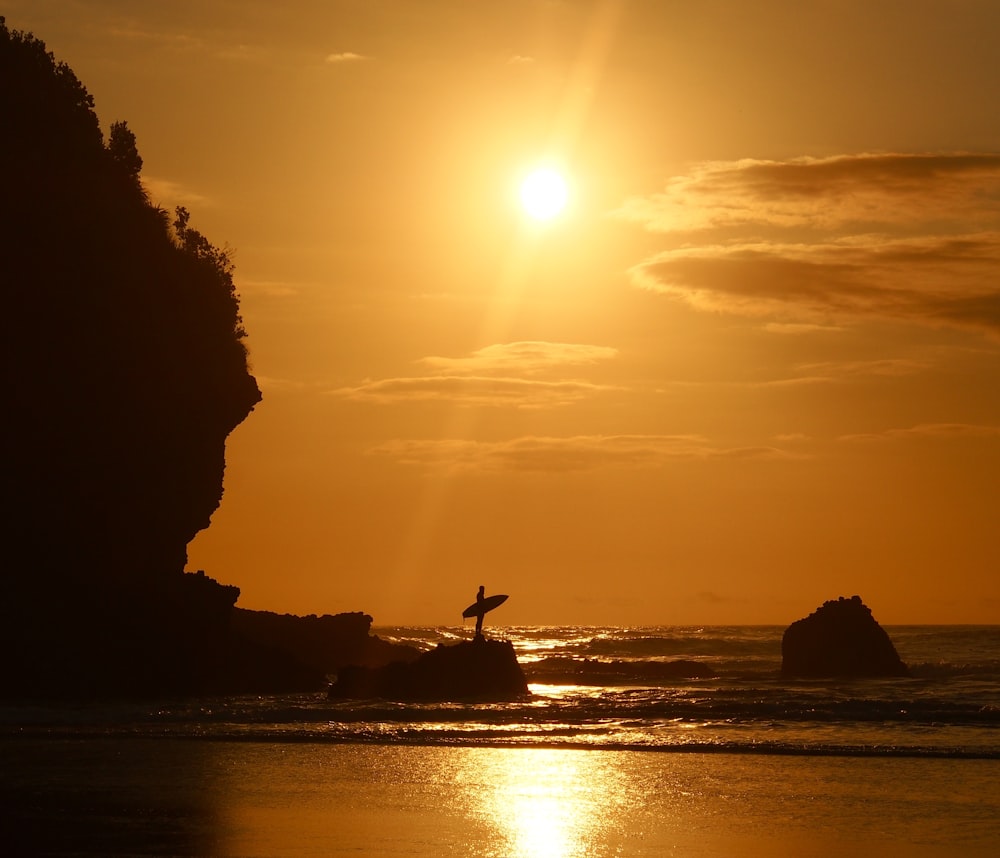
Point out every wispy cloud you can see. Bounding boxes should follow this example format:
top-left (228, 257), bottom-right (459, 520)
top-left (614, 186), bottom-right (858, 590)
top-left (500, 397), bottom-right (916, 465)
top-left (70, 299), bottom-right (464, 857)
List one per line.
top-left (370, 434), bottom-right (802, 473)
top-left (697, 591), bottom-right (748, 605)
top-left (333, 341), bottom-right (619, 408)
top-left (755, 358), bottom-right (929, 388)
top-left (419, 341), bottom-right (618, 375)
top-left (254, 375), bottom-right (316, 393)
top-left (621, 153), bottom-right (1000, 337)
top-left (840, 422), bottom-right (1000, 443)
top-left (108, 24), bottom-right (267, 63)
top-left (234, 278), bottom-right (299, 298)
top-left (325, 51), bottom-right (367, 64)
top-left (795, 358), bottom-right (928, 378)
top-left (332, 376), bottom-right (615, 408)
top-left (142, 176), bottom-right (210, 208)
top-left (108, 25), bottom-right (205, 51)
top-left (763, 322), bottom-right (844, 335)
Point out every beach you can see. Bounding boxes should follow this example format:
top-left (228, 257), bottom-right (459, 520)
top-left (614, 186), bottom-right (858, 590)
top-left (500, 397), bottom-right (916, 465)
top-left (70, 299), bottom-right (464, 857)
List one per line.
top-left (3, 738), bottom-right (999, 857)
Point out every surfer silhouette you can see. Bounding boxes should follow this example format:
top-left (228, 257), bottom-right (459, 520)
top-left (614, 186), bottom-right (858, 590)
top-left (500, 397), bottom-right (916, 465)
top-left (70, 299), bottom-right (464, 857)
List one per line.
top-left (474, 585), bottom-right (486, 637)
top-left (461, 587), bottom-right (509, 639)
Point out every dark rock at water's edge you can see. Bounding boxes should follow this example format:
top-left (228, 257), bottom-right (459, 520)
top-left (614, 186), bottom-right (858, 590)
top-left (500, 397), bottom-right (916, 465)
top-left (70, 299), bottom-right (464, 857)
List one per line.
top-left (781, 596), bottom-right (909, 678)
top-left (0, 562), bottom-right (416, 698)
top-left (231, 608), bottom-right (419, 679)
top-left (526, 657), bottom-right (716, 685)
top-left (328, 637), bottom-right (530, 701)
top-left (1, 569), bottom-right (260, 699)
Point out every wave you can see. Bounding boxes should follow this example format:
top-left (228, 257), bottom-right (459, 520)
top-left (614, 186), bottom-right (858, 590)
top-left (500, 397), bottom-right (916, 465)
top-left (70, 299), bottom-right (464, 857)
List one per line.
top-left (524, 656), bottom-right (1000, 686)
top-left (8, 687), bottom-right (996, 731)
top-left (576, 631), bottom-right (781, 660)
top-left (909, 661), bottom-right (1000, 681)
top-left (6, 686), bottom-right (998, 761)
top-left (11, 727), bottom-right (995, 760)
top-left (524, 657), bottom-right (718, 684)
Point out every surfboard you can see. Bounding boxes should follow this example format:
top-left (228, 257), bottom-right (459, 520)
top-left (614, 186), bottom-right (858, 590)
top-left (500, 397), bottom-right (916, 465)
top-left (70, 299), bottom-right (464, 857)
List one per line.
top-left (462, 593), bottom-right (508, 618)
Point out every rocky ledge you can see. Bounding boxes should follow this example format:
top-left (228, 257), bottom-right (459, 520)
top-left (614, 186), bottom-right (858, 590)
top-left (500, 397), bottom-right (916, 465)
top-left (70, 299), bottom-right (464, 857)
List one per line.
top-left (232, 609), bottom-right (418, 674)
top-left (781, 595), bottom-right (909, 678)
top-left (328, 636), bottom-right (529, 701)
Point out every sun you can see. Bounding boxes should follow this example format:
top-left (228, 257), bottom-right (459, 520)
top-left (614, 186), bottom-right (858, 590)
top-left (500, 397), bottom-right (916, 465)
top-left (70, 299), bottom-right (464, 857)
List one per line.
top-left (519, 168), bottom-right (569, 221)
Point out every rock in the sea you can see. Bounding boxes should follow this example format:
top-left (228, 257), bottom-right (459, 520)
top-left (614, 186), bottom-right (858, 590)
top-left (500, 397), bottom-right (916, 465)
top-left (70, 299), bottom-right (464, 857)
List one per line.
top-left (328, 637), bottom-right (529, 701)
top-left (782, 596), bottom-right (909, 678)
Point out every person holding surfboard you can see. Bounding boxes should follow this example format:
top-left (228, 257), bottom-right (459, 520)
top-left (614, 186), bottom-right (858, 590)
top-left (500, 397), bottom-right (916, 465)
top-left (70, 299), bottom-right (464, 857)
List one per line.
top-left (474, 586), bottom-right (485, 637)
top-left (462, 587), bottom-right (508, 638)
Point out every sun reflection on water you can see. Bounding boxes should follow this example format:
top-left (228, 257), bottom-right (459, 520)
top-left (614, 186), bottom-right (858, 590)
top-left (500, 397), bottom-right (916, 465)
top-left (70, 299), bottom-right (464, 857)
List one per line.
top-left (458, 747), bottom-right (627, 858)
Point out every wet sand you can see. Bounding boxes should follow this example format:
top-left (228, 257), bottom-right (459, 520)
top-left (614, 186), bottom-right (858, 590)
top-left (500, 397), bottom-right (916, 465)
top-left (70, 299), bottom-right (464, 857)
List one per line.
top-left (3, 738), bottom-right (999, 856)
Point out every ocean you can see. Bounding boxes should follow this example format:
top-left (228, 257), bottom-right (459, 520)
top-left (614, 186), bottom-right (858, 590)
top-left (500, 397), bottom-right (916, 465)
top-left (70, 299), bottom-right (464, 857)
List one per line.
top-left (4, 625), bottom-right (999, 756)
top-left (3, 625), bottom-right (999, 856)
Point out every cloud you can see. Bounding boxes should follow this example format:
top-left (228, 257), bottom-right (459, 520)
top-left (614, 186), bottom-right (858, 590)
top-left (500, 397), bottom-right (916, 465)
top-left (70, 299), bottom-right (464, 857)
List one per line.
top-left (630, 233), bottom-right (1000, 335)
top-left (697, 591), bottom-right (747, 605)
top-left (108, 25), bottom-right (266, 63)
top-left (142, 176), bottom-right (210, 208)
top-left (333, 341), bottom-right (619, 408)
top-left (840, 423), bottom-right (1000, 443)
top-left (109, 25), bottom-right (205, 51)
top-left (369, 434), bottom-right (801, 473)
top-left (325, 52), bottom-right (366, 63)
top-left (331, 376), bottom-right (615, 408)
top-left (254, 375), bottom-right (316, 393)
top-left (621, 153), bottom-right (1000, 337)
top-left (507, 54), bottom-right (535, 65)
top-left (616, 153), bottom-right (1000, 234)
top-left (234, 278), bottom-right (299, 298)
top-left (755, 358), bottom-right (929, 388)
top-left (795, 358), bottom-right (928, 378)
top-left (419, 341), bottom-right (618, 375)
top-left (763, 322), bottom-right (844, 335)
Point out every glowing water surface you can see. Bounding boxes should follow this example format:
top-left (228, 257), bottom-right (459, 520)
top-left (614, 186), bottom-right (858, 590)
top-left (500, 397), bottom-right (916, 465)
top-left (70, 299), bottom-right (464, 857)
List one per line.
top-left (4, 738), bottom-right (999, 856)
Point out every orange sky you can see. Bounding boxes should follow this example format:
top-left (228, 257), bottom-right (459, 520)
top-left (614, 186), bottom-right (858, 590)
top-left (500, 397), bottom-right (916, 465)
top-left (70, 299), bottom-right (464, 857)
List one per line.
top-left (11, 1), bottom-right (1000, 624)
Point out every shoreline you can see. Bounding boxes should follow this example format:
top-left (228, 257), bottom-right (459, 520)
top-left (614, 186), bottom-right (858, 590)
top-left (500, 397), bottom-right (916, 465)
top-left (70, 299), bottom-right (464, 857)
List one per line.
top-left (3, 738), bottom-right (998, 857)
top-left (3, 731), bottom-right (999, 760)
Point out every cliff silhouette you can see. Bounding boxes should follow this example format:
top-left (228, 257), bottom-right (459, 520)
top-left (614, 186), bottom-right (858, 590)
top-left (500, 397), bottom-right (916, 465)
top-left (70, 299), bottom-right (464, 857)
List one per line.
top-left (0, 19), bottom-right (302, 697)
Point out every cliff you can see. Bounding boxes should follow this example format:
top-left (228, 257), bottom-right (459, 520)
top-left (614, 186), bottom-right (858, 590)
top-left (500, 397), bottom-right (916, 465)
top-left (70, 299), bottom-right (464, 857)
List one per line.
top-left (0, 20), bottom-right (260, 698)
top-left (781, 596), bottom-right (909, 678)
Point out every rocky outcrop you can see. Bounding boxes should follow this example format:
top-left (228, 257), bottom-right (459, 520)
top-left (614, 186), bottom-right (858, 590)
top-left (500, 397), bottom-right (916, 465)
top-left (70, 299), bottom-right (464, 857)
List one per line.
top-left (782, 596), bottom-right (909, 678)
top-left (328, 637), bottom-right (529, 701)
top-left (231, 609), bottom-right (419, 677)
